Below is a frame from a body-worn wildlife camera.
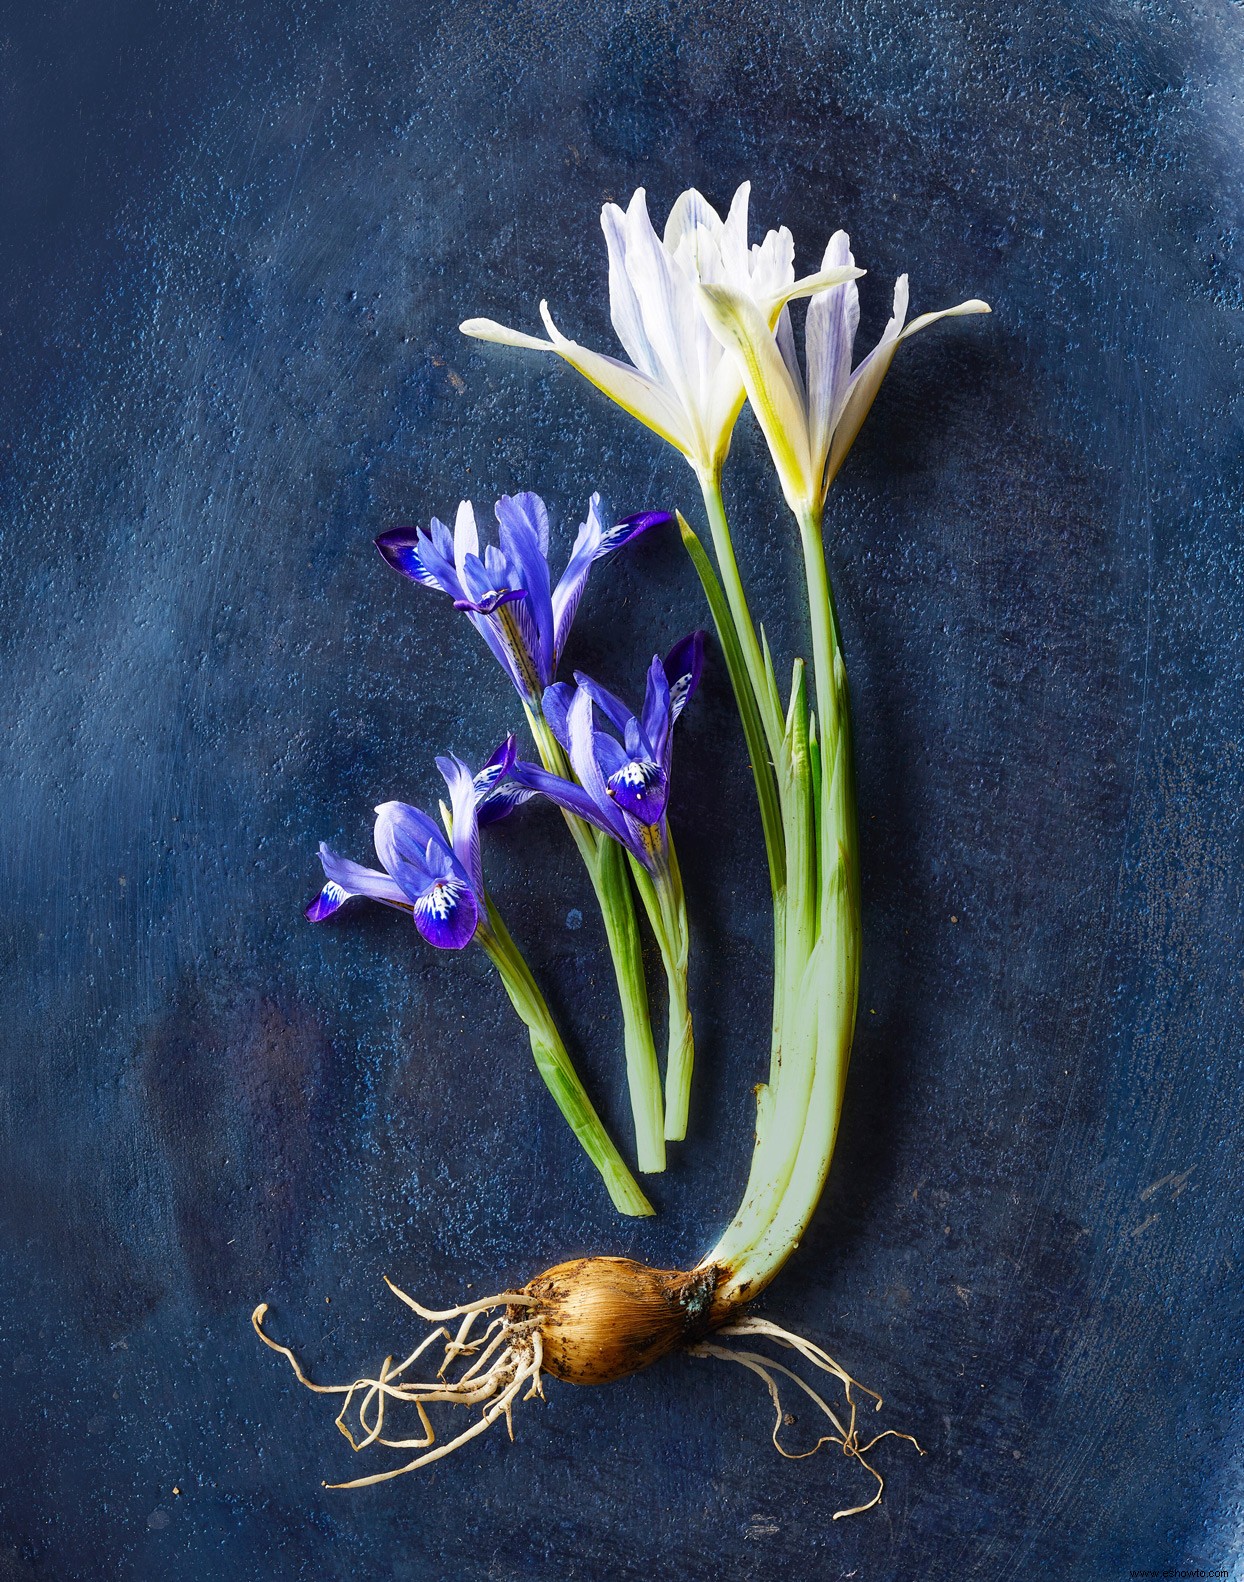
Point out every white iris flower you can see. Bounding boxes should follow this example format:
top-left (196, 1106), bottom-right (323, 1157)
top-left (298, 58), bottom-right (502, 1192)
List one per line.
top-left (696, 230), bottom-right (991, 513)
top-left (460, 184), bottom-right (863, 477)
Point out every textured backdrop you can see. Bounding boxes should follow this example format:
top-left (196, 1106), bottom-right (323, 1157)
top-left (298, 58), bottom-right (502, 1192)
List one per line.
top-left (2, 1), bottom-right (1242, 1577)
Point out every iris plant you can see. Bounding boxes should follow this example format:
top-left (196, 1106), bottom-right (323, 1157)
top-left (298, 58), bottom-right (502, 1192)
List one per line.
top-left (376, 493), bottom-right (675, 1173)
top-left (513, 632), bottom-right (705, 1139)
top-left (307, 738), bottom-right (652, 1217)
top-left (256, 183), bottom-right (990, 1515)
top-left (462, 184), bottom-right (991, 1340)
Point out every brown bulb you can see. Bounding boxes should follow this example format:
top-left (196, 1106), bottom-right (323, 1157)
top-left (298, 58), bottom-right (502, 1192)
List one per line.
top-left (516, 1257), bottom-right (730, 1386)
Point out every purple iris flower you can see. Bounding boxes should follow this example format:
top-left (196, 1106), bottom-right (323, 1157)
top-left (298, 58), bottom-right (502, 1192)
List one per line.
top-left (374, 492), bottom-right (673, 703)
top-left (306, 737), bottom-right (528, 949)
top-left (511, 633), bottom-right (705, 874)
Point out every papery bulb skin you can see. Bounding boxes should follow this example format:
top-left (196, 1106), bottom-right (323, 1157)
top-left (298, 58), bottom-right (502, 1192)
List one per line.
top-left (516, 1257), bottom-right (731, 1385)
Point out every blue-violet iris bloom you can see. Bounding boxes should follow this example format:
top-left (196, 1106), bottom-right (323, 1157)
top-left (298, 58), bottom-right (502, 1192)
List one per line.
top-left (306, 737), bottom-right (527, 950)
top-left (512, 633), bottom-right (705, 873)
top-left (374, 492), bottom-right (672, 704)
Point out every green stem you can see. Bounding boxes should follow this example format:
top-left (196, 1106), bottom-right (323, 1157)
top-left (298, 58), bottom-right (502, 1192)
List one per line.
top-left (678, 493), bottom-right (789, 1154)
top-left (525, 704), bottom-right (666, 1172)
top-left (627, 845), bottom-right (694, 1143)
top-left (696, 465), bottom-right (785, 761)
top-left (476, 899), bottom-right (653, 1218)
top-left (677, 513), bottom-right (785, 898)
top-left (795, 503), bottom-right (860, 918)
top-left (594, 838), bottom-right (666, 1170)
top-left (701, 498), bottom-right (861, 1296)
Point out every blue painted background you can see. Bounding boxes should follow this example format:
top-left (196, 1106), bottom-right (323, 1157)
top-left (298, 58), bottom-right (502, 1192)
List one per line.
top-left (2, 1), bottom-right (1242, 1576)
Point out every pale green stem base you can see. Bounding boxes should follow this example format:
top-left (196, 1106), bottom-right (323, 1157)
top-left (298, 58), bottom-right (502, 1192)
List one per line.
top-left (693, 494), bottom-right (861, 1297)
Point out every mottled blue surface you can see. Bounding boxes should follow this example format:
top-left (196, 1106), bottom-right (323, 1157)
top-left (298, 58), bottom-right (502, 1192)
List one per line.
top-left (2, 2), bottom-right (1242, 1577)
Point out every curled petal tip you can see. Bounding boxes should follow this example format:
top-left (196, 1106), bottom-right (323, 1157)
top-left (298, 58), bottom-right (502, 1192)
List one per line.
top-left (459, 316), bottom-right (553, 352)
top-left (451, 587), bottom-right (527, 614)
top-left (305, 883), bottom-right (347, 923)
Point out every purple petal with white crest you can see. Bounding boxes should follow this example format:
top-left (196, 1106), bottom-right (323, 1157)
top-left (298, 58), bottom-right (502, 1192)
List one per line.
top-left (412, 875), bottom-right (478, 950)
top-left (606, 756), bottom-right (668, 824)
top-left (664, 630), bottom-right (705, 723)
top-left (551, 502), bottom-right (677, 659)
top-left (375, 526), bottom-right (461, 595)
top-left (600, 509), bottom-right (675, 550)
top-left (550, 494), bottom-right (606, 661)
top-left (473, 735), bottom-right (518, 797)
top-left (476, 781), bottom-right (537, 826)
top-left (306, 844), bottom-right (411, 922)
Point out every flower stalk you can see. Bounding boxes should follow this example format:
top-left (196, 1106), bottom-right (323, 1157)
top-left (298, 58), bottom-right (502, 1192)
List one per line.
top-left (525, 701), bottom-right (666, 1172)
top-left (475, 899), bottom-right (655, 1218)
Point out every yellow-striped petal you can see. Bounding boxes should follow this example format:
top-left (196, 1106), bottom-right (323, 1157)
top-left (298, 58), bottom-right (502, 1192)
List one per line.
top-left (536, 302), bottom-right (697, 459)
top-left (461, 310), bottom-right (696, 461)
top-left (764, 263), bottom-right (866, 326)
top-left (697, 283), bottom-right (818, 511)
top-left (823, 292), bottom-right (991, 496)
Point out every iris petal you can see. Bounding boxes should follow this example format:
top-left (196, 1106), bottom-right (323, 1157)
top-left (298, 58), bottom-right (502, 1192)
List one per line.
top-left (452, 587), bottom-right (527, 615)
top-left (375, 528), bottom-right (461, 596)
top-left (373, 801), bottom-right (450, 904)
top-left (663, 630), bottom-right (705, 724)
top-left (541, 682), bottom-right (574, 749)
top-left (436, 753), bottom-right (484, 898)
top-left (607, 757), bottom-right (668, 823)
top-left (508, 758), bottom-right (625, 845)
top-left (306, 845), bottom-right (411, 921)
top-left (412, 877), bottom-right (478, 950)
top-left (571, 672), bottom-right (633, 737)
top-left (599, 509), bottom-right (674, 550)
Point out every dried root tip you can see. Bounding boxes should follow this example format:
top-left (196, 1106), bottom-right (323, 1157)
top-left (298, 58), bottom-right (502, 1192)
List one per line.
top-left (689, 1317), bottom-right (923, 1520)
top-left (251, 1287), bottom-right (547, 1488)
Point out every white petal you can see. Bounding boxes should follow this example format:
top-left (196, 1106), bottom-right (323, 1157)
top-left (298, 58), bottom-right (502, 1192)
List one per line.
top-left (460, 316), bottom-right (556, 351)
top-left (825, 277), bottom-right (989, 496)
top-left (453, 499), bottom-right (479, 580)
top-left (765, 261), bottom-right (865, 322)
top-left (775, 304), bottom-right (805, 404)
top-left (621, 194), bottom-right (709, 453)
top-left (899, 297), bottom-right (992, 339)
top-left (697, 282), bottom-right (817, 510)
top-left (601, 201), bottom-right (662, 379)
top-left (663, 187), bottom-right (724, 252)
top-left (748, 225), bottom-right (796, 302)
top-left (806, 232), bottom-right (860, 480)
top-left (719, 182), bottom-right (751, 285)
top-left (537, 301), bottom-right (697, 459)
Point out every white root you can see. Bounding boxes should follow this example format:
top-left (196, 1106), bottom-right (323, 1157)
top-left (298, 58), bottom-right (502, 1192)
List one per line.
top-left (251, 1281), bottom-right (546, 1488)
top-left (688, 1318), bottom-right (923, 1520)
top-left (254, 1289), bottom-right (916, 1517)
